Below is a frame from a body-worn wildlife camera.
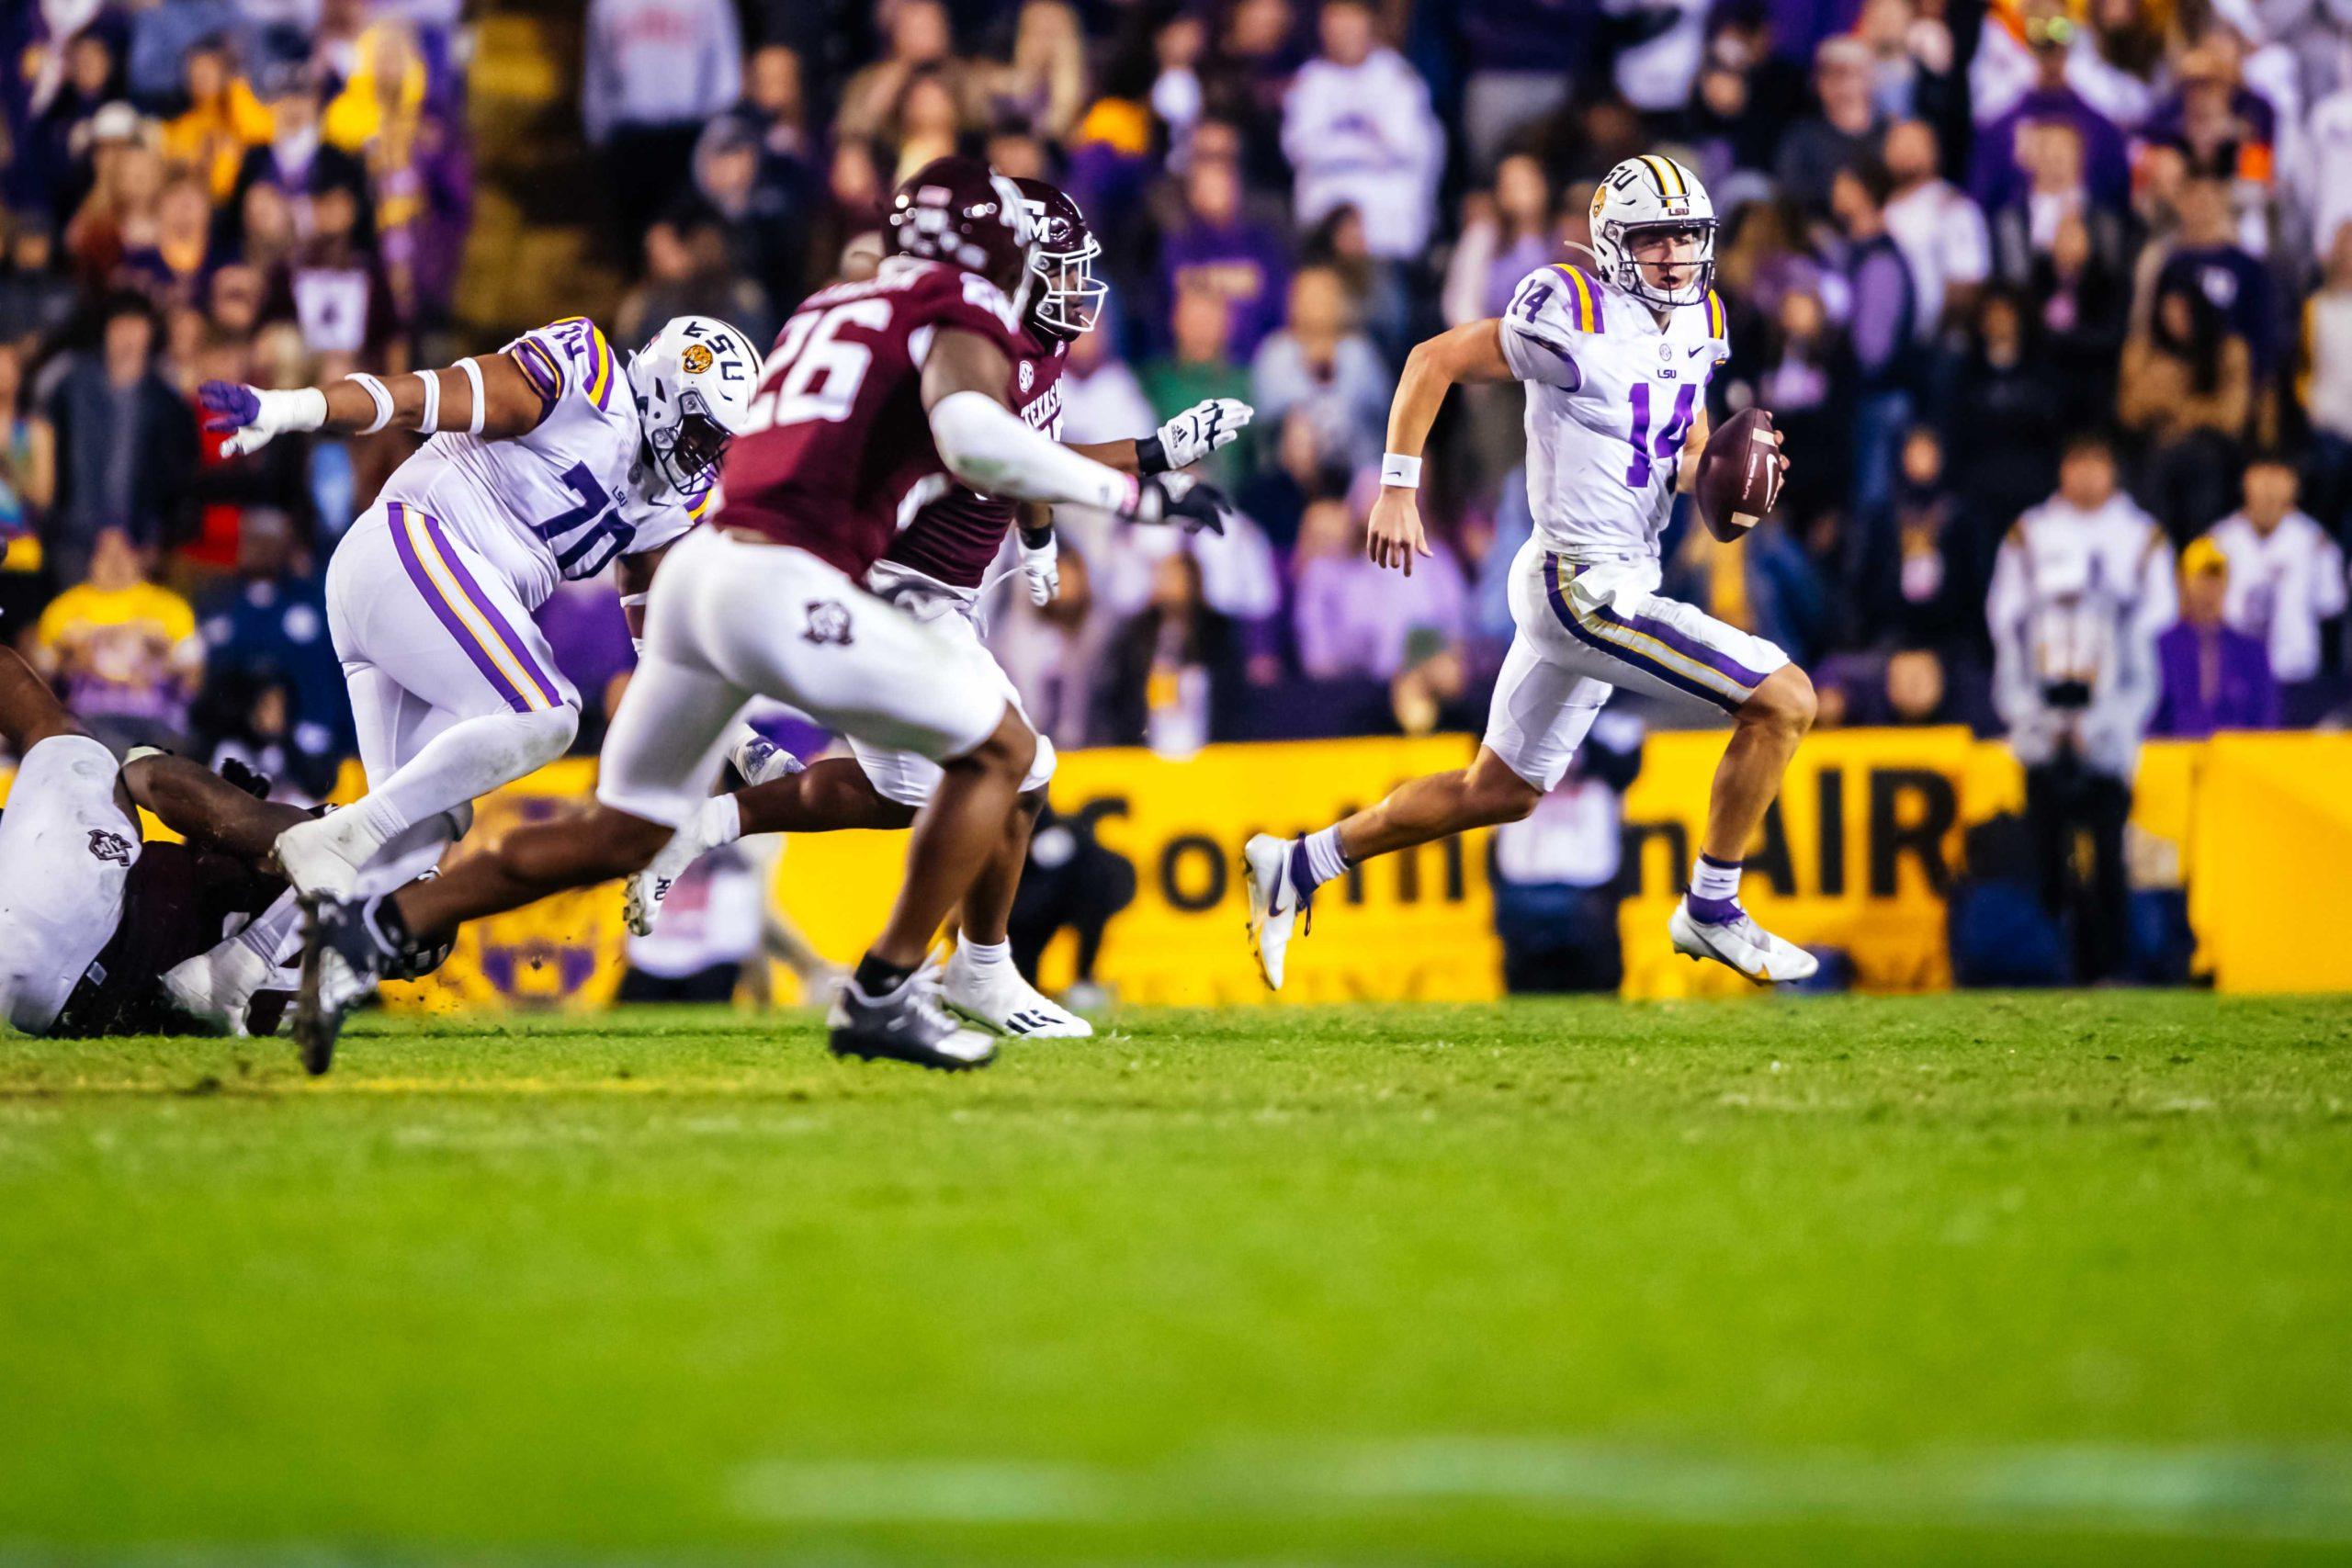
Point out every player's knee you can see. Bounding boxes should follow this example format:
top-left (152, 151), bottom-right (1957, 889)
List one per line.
top-left (1745, 665), bottom-right (1816, 739)
top-left (1464, 763), bottom-right (1542, 827)
top-left (965, 706), bottom-right (1036, 784)
top-left (513, 702), bottom-right (580, 770)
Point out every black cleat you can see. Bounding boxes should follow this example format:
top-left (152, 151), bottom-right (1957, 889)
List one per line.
top-left (827, 969), bottom-right (997, 1071)
top-left (293, 895), bottom-right (394, 1076)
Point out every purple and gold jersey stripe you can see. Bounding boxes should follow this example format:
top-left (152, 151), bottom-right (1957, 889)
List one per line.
top-left (686, 486), bottom-right (715, 521)
top-left (546, 316), bottom-right (617, 412)
top-left (1704, 288), bottom-right (1725, 340)
top-left (387, 502), bottom-right (561, 714)
top-left (1551, 263), bottom-right (1605, 333)
top-left (511, 337), bottom-right (564, 409)
top-left (1543, 555), bottom-right (1765, 712)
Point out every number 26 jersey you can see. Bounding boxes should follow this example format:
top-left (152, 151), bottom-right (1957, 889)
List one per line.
top-left (377, 315), bottom-right (709, 610)
top-left (1496, 262), bottom-right (1728, 563)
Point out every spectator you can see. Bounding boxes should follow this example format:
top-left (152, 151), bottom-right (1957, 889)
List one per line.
top-left (64, 108), bottom-right (164, 285)
top-left (1458, 0), bottom-right (1591, 173)
top-left (691, 116), bottom-right (806, 304)
top-left (833, 0), bottom-right (971, 146)
top-left (977, 0), bottom-right (1089, 142)
top-left (2301, 59), bottom-right (2352, 273)
top-left (30, 525), bottom-right (205, 751)
top-left (883, 65), bottom-right (965, 185)
top-left (1140, 284), bottom-right (1252, 487)
top-left (230, 63), bottom-right (373, 254)
top-left (1250, 265), bottom-right (1390, 478)
top-left (1095, 549), bottom-right (1242, 755)
top-left (1851, 425), bottom-right (1990, 666)
top-left (1663, 508), bottom-right (1831, 667)
top-left (1968, 0), bottom-right (2130, 214)
top-left (1291, 493), bottom-right (1468, 682)
top-left (1776, 37), bottom-right (1887, 214)
top-left (1441, 154), bottom-right (1557, 330)
top-left (1490, 706), bottom-right (1644, 993)
top-left (41, 294), bottom-right (198, 581)
top-left (1988, 439), bottom-right (2170, 983)
top-left (0, 341), bottom-right (55, 637)
top-left (188, 663), bottom-right (341, 804)
top-left (159, 37), bottom-right (271, 205)
top-left (2030, 211), bottom-right (2129, 435)
top-left (2149, 538), bottom-right (2278, 738)
top-left (2306, 226), bottom-right (2352, 531)
top-left (582, 0), bottom-right (743, 263)
top-left (1005, 798), bottom-right (1137, 1012)
top-left (2148, 175), bottom-right (2276, 380)
top-left (2140, 33), bottom-right (2277, 194)
top-left (1756, 287), bottom-right (1849, 529)
top-left (0, 215), bottom-right (79, 354)
top-left (1882, 118), bottom-right (1991, 341)
top-left (1280, 0), bottom-right (1443, 262)
top-left (266, 183), bottom-right (404, 378)
top-left (1949, 288), bottom-right (2064, 529)
top-left (1989, 119), bottom-right (2127, 288)
top-left (120, 172), bottom-right (217, 314)
top-left (2203, 457), bottom-right (2347, 724)
top-left (1830, 160), bottom-right (1917, 523)
top-left (615, 211), bottom-right (773, 352)
top-left (2119, 278), bottom-right (2252, 540)
top-left (1057, 321), bottom-right (1159, 446)
top-left (1158, 143), bottom-right (1290, 360)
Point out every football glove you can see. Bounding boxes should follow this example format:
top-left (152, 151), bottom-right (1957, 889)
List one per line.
top-left (199, 381), bottom-right (325, 458)
top-left (1020, 530), bottom-right (1061, 604)
top-left (1125, 471), bottom-right (1229, 535)
top-left (1139, 398), bottom-right (1254, 474)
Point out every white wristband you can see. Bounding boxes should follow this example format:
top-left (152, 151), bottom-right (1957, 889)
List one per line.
top-left (1380, 452), bottom-right (1423, 489)
top-left (345, 373), bottom-right (394, 434)
top-left (414, 369), bottom-right (441, 434)
top-left (456, 356), bottom-right (486, 435)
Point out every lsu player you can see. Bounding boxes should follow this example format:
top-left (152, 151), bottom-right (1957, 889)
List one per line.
top-left (1243, 155), bottom-right (1821, 987)
top-left (198, 310), bottom-right (760, 922)
top-left (628, 176), bottom-right (1250, 1040)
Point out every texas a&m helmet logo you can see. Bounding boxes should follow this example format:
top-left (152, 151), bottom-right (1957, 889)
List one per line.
top-left (86, 829), bottom-right (133, 865)
top-left (802, 600), bottom-right (854, 646)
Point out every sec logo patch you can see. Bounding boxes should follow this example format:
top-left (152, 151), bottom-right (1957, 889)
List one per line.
top-left (1018, 360), bottom-right (1035, 394)
top-left (680, 344), bottom-right (714, 374)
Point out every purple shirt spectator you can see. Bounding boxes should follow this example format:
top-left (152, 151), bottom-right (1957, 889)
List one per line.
top-left (1160, 215), bottom-right (1291, 361)
top-left (1971, 87), bottom-right (2131, 213)
top-left (2149, 620), bottom-right (2278, 737)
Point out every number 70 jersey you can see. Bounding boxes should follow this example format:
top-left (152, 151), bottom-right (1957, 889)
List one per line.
top-left (376, 315), bottom-right (709, 612)
top-left (1496, 262), bottom-right (1729, 561)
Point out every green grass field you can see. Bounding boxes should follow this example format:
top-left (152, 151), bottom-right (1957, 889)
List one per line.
top-left (2, 993), bottom-right (2349, 1565)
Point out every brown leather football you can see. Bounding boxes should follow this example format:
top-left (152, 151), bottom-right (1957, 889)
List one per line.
top-left (1693, 406), bottom-right (1783, 543)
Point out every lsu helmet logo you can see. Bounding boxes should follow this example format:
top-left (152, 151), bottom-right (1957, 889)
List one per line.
top-left (680, 343), bottom-right (714, 375)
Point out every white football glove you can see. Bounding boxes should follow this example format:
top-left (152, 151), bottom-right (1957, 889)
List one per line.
top-left (198, 382), bottom-right (327, 458)
top-left (1148, 398), bottom-right (1254, 472)
top-left (1020, 531), bottom-right (1061, 604)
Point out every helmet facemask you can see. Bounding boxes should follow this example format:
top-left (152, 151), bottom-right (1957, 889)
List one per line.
top-left (1028, 233), bottom-right (1105, 340)
top-left (1606, 218), bottom-right (1719, 310)
top-left (649, 385), bottom-right (731, 493)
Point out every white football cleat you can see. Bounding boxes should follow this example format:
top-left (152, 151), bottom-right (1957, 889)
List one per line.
top-left (1241, 831), bottom-right (1309, 991)
top-left (1668, 898), bottom-right (1819, 985)
top-left (943, 944), bottom-right (1092, 1039)
top-left (159, 936), bottom-right (275, 1036)
top-left (273, 811), bottom-right (365, 900)
top-left (625, 825), bottom-right (708, 937)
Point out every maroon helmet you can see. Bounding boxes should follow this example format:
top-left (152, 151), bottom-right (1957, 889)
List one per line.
top-left (886, 156), bottom-right (1037, 306)
top-left (1013, 177), bottom-right (1104, 343)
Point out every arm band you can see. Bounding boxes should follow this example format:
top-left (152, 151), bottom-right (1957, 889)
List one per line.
top-left (456, 357), bottom-right (487, 435)
top-left (414, 369), bottom-right (441, 434)
top-left (930, 389), bottom-right (1136, 513)
top-left (345, 373), bottom-right (394, 434)
top-left (1380, 452), bottom-right (1423, 489)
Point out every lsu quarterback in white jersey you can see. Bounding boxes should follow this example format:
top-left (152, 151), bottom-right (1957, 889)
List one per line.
top-left (1243, 154), bottom-right (1825, 988)
top-left (194, 315), bottom-right (757, 1033)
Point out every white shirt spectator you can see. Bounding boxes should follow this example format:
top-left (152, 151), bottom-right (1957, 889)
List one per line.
top-left (2307, 282), bottom-right (2352, 441)
top-left (2294, 87), bottom-right (2352, 267)
top-left (1988, 488), bottom-right (2175, 774)
top-left (1610, 0), bottom-right (1710, 112)
top-left (582, 0), bottom-right (743, 144)
top-left (1280, 45), bottom-right (1443, 258)
top-left (2205, 509), bottom-right (2348, 682)
top-left (1057, 355), bottom-right (1159, 446)
top-left (1884, 175), bottom-right (1992, 334)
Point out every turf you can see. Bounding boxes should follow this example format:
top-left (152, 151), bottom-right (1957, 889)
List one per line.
top-left (1, 993), bottom-right (2349, 1566)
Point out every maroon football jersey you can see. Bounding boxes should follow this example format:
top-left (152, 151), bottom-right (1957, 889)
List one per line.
top-left (886, 332), bottom-right (1068, 590)
top-left (718, 258), bottom-right (1029, 579)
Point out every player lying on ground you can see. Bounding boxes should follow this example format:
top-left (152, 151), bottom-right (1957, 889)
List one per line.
top-left (1243, 154), bottom-right (1820, 989)
top-left (197, 306), bottom-right (763, 1032)
top-left (628, 177), bottom-right (1250, 1040)
top-left (293, 157), bottom-right (1230, 1074)
top-left (0, 648), bottom-right (356, 1038)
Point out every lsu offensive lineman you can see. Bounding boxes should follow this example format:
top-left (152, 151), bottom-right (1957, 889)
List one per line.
top-left (197, 310), bottom-right (760, 923)
top-left (1243, 154), bottom-right (1822, 987)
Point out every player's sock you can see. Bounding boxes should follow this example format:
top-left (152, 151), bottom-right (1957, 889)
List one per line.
top-left (344, 706), bottom-right (577, 865)
top-left (698, 792), bottom-right (744, 850)
top-left (955, 936), bottom-right (1012, 974)
top-left (1688, 852), bottom-right (1744, 924)
top-left (1286, 825), bottom-right (1351, 898)
top-left (854, 952), bottom-right (917, 997)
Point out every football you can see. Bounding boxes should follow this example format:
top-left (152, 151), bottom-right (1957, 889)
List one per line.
top-left (1693, 406), bottom-right (1785, 542)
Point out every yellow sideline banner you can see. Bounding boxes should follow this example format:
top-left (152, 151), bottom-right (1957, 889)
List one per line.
top-left (6, 729), bottom-right (2345, 1007)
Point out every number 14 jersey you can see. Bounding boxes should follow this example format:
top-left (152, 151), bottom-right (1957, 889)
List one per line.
top-left (378, 315), bottom-right (709, 610)
top-left (1496, 262), bottom-right (1728, 563)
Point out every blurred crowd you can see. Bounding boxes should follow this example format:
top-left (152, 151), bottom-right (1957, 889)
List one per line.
top-left (8, 0), bottom-right (2352, 984)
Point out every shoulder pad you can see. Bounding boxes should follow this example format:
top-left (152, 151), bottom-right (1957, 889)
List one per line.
top-left (508, 317), bottom-right (620, 416)
top-left (1545, 264), bottom-right (1611, 334)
